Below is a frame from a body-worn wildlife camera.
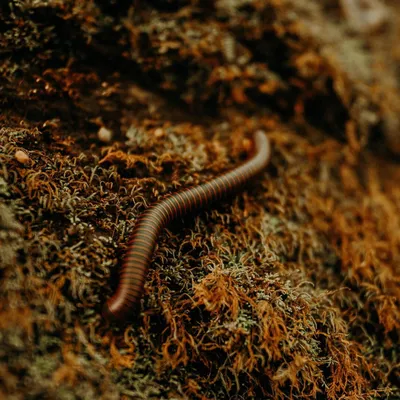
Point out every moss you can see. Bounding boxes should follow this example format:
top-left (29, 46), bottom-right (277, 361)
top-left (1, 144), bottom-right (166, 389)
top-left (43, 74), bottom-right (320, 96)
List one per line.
top-left (0, 0), bottom-right (399, 399)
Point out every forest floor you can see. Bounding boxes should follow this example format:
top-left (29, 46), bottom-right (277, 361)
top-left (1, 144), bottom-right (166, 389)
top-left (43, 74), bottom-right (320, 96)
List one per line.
top-left (0, 1), bottom-right (399, 399)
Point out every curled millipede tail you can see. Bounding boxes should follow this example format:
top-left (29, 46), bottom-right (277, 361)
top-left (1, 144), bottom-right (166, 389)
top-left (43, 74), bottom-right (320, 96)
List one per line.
top-left (103, 130), bottom-right (271, 322)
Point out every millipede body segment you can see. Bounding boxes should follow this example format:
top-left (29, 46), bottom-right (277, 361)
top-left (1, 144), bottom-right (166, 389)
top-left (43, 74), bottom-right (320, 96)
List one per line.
top-left (103, 130), bottom-right (271, 322)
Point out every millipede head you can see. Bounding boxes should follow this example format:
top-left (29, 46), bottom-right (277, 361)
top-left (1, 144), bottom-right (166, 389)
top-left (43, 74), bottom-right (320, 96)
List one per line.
top-left (102, 301), bottom-right (118, 323)
top-left (102, 298), bottom-right (140, 323)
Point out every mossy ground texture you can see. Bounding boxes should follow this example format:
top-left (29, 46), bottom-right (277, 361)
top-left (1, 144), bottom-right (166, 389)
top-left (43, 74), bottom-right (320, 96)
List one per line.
top-left (1, 1), bottom-right (399, 399)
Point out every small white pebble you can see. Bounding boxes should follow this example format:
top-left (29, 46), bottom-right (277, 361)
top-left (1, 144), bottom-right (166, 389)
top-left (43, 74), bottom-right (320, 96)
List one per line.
top-left (15, 150), bottom-right (30, 165)
top-left (154, 128), bottom-right (164, 138)
top-left (98, 126), bottom-right (113, 143)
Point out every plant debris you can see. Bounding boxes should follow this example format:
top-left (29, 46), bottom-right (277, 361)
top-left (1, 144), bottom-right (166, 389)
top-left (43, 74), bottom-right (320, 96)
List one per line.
top-left (0, 0), bottom-right (399, 399)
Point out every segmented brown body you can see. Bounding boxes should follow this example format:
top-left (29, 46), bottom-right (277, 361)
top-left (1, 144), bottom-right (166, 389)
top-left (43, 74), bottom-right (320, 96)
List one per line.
top-left (103, 130), bottom-right (271, 322)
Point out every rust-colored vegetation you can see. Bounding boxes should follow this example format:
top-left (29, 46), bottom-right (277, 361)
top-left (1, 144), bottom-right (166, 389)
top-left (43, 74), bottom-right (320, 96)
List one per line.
top-left (0, 0), bottom-right (399, 399)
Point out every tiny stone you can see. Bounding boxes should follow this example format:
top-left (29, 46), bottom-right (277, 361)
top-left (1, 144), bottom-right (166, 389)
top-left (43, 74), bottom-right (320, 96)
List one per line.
top-left (242, 138), bottom-right (252, 153)
top-left (98, 126), bottom-right (113, 143)
top-left (15, 150), bottom-right (30, 165)
top-left (154, 128), bottom-right (164, 138)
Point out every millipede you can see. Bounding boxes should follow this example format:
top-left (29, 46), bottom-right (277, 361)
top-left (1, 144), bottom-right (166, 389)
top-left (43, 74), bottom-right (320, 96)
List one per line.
top-left (103, 130), bottom-right (271, 322)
